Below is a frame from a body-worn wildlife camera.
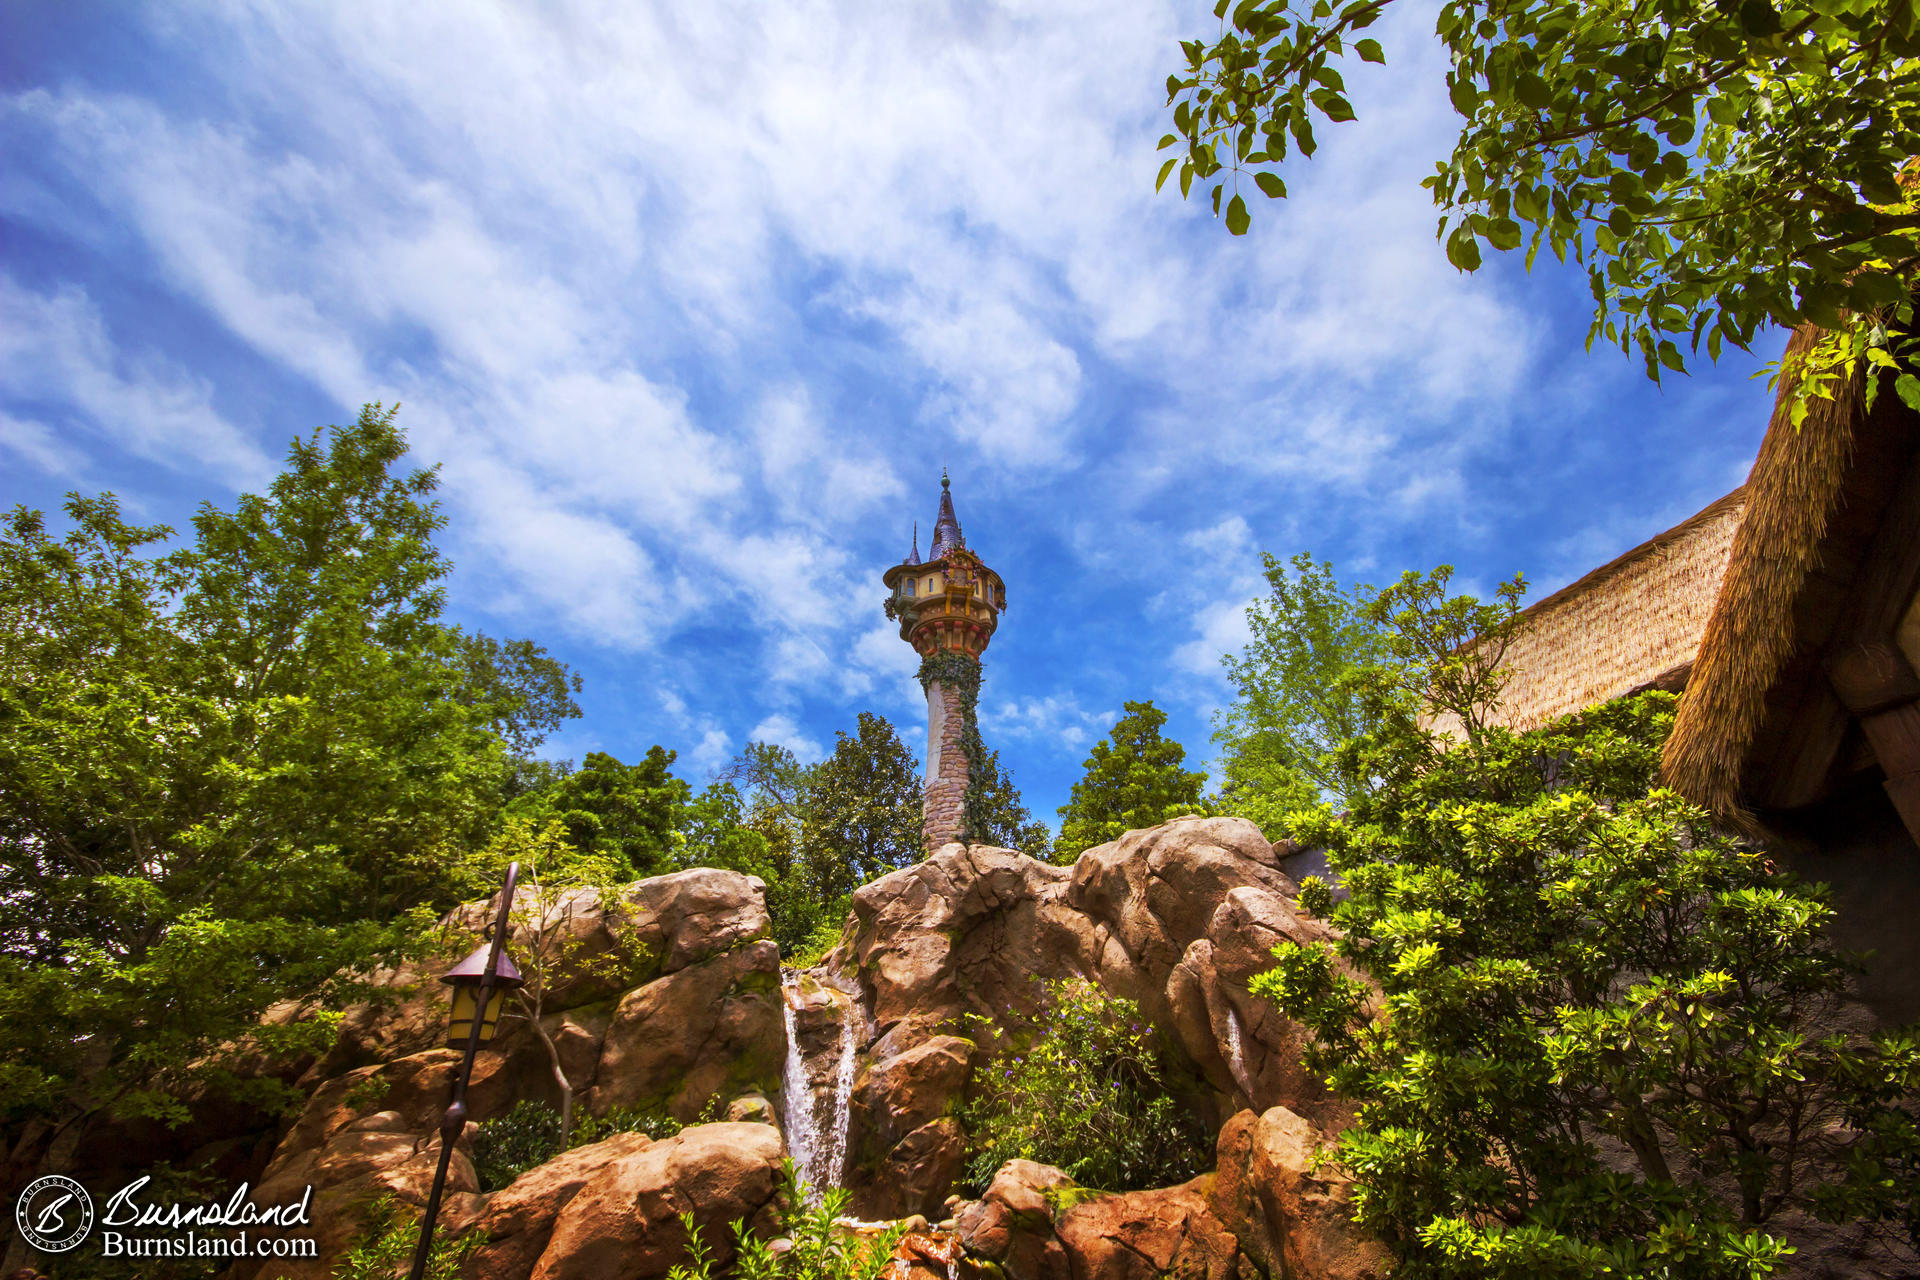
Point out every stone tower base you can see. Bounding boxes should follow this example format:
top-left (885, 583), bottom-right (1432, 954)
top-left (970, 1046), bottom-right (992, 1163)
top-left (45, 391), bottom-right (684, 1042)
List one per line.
top-left (923, 678), bottom-right (969, 849)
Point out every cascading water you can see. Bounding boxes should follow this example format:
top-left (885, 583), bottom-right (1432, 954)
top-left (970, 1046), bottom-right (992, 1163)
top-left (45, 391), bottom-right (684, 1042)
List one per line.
top-left (819, 983), bottom-right (864, 1189)
top-left (779, 969), bottom-right (866, 1201)
top-left (1223, 1005), bottom-right (1257, 1103)
top-left (778, 971), bottom-right (822, 1188)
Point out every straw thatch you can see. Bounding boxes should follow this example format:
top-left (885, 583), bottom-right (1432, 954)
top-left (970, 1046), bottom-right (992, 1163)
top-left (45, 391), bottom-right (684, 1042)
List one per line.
top-left (1491, 489), bottom-right (1747, 732)
top-left (1660, 326), bottom-right (1866, 822)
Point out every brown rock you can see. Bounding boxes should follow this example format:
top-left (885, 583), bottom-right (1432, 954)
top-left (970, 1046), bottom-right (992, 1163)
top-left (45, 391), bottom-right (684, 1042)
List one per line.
top-left (862, 1117), bottom-right (968, 1221)
top-left (954, 1161), bottom-right (1076, 1280)
top-left (590, 939), bottom-right (784, 1119)
top-left (852, 1035), bottom-right (973, 1154)
top-left (464, 1132), bottom-right (652, 1280)
top-left (1054, 1177), bottom-right (1245, 1280)
top-left (304, 869), bottom-right (772, 1082)
top-left (530, 1122), bottom-right (783, 1279)
top-left (1208, 1106), bottom-right (1389, 1280)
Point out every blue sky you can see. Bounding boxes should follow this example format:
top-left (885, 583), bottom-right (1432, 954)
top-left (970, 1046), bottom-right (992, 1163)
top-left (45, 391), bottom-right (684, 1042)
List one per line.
top-left (0, 2), bottom-right (1780, 828)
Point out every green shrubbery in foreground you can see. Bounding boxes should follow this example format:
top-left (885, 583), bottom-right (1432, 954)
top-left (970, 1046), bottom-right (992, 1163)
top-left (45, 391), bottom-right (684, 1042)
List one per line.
top-left (960, 979), bottom-right (1212, 1194)
top-left (668, 1163), bottom-right (904, 1280)
top-left (1241, 564), bottom-right (1920, 1278)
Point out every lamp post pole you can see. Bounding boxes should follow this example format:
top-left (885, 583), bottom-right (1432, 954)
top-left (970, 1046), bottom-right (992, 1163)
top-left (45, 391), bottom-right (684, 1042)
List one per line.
top-left (407, 861), bottom-right (518, 1280)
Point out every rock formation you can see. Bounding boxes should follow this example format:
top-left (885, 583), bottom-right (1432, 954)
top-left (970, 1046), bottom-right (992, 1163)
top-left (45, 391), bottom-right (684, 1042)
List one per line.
top-left (185, 817), bottom-right (1376, 1279)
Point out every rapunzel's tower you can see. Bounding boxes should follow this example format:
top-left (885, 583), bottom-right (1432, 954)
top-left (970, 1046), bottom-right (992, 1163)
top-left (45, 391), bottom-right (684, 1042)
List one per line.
top-left (883, 473), bottom-right (1007, 850)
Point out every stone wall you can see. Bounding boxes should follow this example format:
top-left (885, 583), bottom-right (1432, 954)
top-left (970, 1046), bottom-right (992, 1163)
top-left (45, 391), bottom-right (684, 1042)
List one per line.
top-left (922, 678), bottom-right (969, 849)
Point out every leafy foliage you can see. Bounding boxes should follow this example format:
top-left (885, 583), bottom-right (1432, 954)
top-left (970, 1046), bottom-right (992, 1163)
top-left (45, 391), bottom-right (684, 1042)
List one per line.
top-left (1815, 1028), bottom-right (1920, 1259)
top-left (0, 407), bottom-right (575, 1170)
top-left (1162, 0), bottom-right (1920, 387)
top-left (802, 711), bottom-right (924, 897)
top-left (962, 980), bottom-right (1213, 1193)
top-left (1215, 551), bottom-right (1387, 826)
top-left (471, 1097), bottom-right (713, 1191)
top-left (971, 746), bottom-right (1054, 858)
top-left (721, 714), bottom-right (933, 954)
top-left (667, 1162), bottom-right (905, 1280)
top-left (506, 747), bottom-right (688, 879)
top-left (1252, 559), bottom-right (1869, 1277)
top-left (1054, 701), bottom-right (1209, 861)
top-left (333, 1193), bottom-right (478, 1280)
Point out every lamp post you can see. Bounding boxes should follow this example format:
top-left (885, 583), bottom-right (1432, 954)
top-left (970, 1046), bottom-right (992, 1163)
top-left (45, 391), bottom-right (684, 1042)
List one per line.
top-left (407, 861), bottom-right (523, 1280)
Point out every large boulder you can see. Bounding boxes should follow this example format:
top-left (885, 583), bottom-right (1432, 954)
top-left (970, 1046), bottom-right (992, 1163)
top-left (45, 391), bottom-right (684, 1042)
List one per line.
top-left (305, 869), bottom-right (775, 1085)
top-left (954, 1159), bottom-right (1250, 1280)
top-left (1208, 1106), bottom-right (1390, 1280)
top-left (831, 818), bottom-right (1345, 1217)
top-left (528, 1122), bottom-right (784, 1279)
top-left (590, 938), bottom-right (784, 1120)
top-left (463, 1131), bottom-right (653, 1280)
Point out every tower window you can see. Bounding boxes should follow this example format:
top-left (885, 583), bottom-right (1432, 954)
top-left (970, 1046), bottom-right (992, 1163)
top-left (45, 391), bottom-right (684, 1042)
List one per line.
top-left (904, 579), bottom-right (915, 597)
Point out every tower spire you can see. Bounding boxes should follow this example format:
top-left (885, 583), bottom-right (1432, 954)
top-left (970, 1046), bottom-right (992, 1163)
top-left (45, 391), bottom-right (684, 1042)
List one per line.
top-left (931, 471), bottom-right (964, 559)
top-left (905, 521), bottom-right (921, 566)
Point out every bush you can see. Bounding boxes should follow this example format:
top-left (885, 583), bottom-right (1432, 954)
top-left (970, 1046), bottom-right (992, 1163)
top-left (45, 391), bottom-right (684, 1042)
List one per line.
top-left (668, 1161), bottom-right (904, 1280)
top-left (333, 1194), bottom-right (476, 1280)
top-left (471, 1099), bottom-right (565, 1191)
top-left (961, 979), bottom-right (1211, 1193)
top-left (1256, 687), bottom-right (1880, 1277)
top-left (1295, 874), bottom-right (1333, 917)
top-left (473, 1097), bottom-right (716, 1190)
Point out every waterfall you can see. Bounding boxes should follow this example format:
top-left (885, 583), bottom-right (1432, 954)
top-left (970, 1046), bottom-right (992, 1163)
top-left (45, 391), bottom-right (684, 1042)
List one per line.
top-left (779, 970), bottom-right (864, 1201)
top-left (820, 984), bottom-right (864, 1188)
top-left (1224, 1005), bottom-right (1257, 1104)
top-left (778, 971), bottom-right (821, 1188)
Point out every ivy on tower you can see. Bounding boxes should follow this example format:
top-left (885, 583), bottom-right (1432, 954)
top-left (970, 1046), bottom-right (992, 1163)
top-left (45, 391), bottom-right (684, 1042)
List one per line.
top-left (882, 472), bottom-right (1007, 850)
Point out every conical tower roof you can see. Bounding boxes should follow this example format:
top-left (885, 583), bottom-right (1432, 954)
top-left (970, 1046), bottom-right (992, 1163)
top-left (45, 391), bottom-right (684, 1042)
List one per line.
top-left (904, 521), bottom-right (921, 566)
top-left (930, 470), bottom-right (964, 559)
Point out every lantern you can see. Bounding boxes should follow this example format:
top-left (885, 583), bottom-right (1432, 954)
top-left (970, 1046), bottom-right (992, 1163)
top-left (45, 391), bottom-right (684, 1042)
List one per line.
top-left (441, 935), bottom-right (523, 1048)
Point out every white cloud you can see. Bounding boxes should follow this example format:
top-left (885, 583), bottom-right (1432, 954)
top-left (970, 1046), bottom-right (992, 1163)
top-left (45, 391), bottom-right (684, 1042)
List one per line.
top-left (984, 693), bottom-right (1116, 753)
top-left (0, 0), bottom-right (1600, 726)
top-left (747, 713), bottom-right (825, 764)
top-left (0, 277), bottom-right (272, 486)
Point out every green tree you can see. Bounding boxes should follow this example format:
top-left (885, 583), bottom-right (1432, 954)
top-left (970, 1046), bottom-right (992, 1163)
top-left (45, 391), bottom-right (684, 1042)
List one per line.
top-left (0, 407), bottom-right (574, 1186)
top-left (1214, 552), bottom-right (1386, 830)
top-left (508, 747), bottom-right (688, 879)
top-left (972, 746), bottom-right (1053, 858)
top-left (719, 742), bottom-right (825, 956)
top-left (1162, 0), bottom-right (1920, 394)
top-left (1251, 568), bottom-right (1875, 1278)
top-left (1054, 701), bottom-right (1208, 862)
top-left (799, 712), bottom-right (923, 901)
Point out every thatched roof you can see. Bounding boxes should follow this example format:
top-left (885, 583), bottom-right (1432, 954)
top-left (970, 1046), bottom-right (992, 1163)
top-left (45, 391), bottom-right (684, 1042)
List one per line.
top-left (1493, 487), bottom-right (1746, 732)
top-left (1662, 328), bottom-right (1920, 827)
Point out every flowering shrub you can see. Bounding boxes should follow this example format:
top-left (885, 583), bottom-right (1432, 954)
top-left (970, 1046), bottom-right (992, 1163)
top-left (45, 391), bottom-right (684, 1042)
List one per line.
top-left (961, 979), bottom-right (1211, 1192)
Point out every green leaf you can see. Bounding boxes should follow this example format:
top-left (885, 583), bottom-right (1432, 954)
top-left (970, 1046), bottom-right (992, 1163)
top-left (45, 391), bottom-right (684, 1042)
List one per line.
top-left (1485, 217), bottom-right (1523, 251)
top-left (1157, 157), bottom-right (1180, 192)
top-left (1449, 77), bottom-right (1480, 115)
top-left (1312, 90), bottom-right (1356, 122)
top-left (1899, 374), bottom-right (1920, 413)
top-left (1446, 228), bottom-right (1483, 271)
top-left (1157, 133), bottom-right (1179, 151)
top-left (1356, 38), bottom-right (1385, 63)
top-left (1848, 272), bottom-right (1908, 310)
top-left (1226, 193), bottom-right (1252, 235)
top-left (1255, 171), bottom-right (1288, 199)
